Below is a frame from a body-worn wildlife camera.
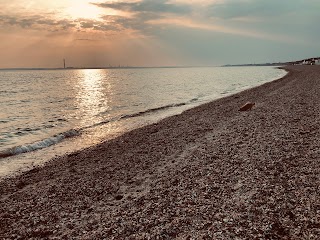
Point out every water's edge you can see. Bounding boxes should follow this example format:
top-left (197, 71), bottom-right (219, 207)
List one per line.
top-left (0, 68), bottom-right (288, 180)
top-left (0, 98), bottom-right (200, 159)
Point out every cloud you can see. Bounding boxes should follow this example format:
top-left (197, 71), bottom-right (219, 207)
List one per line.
top-left (94, 0), bottom-right (191, 14)
top-left (78, 18), bottom-right (120, 31)
top-left (1, 0), bottom-right (314, 44)
top-left (147, 16), bottom-right (297, 43)
top-left (0, 14), bottom-right (77, 31)
top-left (0, 13), bottom-right (124, 33)
top-left (207, 0), bottom-right (304, 19)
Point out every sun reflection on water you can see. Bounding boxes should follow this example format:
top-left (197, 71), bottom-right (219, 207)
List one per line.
top-left (75, 69), bottom-right (111, 127)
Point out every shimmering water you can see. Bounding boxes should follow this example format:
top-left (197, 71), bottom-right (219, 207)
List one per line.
top-left (0, 67), bottom-right (286, 177)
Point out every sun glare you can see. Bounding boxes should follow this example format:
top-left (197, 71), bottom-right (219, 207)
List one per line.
top-left (65, 0), bottom-right (103, 19)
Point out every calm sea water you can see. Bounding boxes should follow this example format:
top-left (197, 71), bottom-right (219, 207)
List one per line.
top-left (0, 67), bottom-right (286, 177)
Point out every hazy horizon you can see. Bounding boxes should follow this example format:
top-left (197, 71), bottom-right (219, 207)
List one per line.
top-left (1, 0), bottom-right (319, 68)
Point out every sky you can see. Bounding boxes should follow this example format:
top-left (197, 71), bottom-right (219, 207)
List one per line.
top-left (0, 0), bottom-right (319, 68)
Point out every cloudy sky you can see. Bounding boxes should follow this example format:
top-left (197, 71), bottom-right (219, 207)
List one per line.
top-left (0, 0), bottom-right (319, 68)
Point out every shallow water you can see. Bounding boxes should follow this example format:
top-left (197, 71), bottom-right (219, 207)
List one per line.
top-left (0, 66), bottom-right (286, 178)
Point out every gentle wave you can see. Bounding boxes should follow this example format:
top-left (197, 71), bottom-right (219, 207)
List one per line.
top-left (120, 102), bottom-right (189, 120)
top-left (0, 129), bottom-right (80, 159)
top-left (0, 100), bottom-right (197, 158)
top-left (87, 99), bottom-right (199, 129)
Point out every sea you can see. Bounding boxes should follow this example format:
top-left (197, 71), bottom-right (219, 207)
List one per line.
top-left (0, 66), bottom-right (287, 178)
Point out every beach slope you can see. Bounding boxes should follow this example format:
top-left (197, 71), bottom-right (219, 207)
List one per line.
top-left (0, 65), bottom-right (319, 239)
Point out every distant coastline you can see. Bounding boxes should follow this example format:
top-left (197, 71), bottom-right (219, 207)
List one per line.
top-left (223, 56), bottom-right (320, 67)
top-left (222, 63), bottom-right (285, 67)
top-left (2, 56), bottom-right (319, 70)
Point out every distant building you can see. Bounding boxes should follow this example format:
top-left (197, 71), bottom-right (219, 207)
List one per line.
top-left (302, 59), bottom-right (315, 65)
top-left (287, 57), bottom-right (320, 66)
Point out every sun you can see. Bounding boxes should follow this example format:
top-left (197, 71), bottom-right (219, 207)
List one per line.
top-left (65, 0), bottom-right (103, 19)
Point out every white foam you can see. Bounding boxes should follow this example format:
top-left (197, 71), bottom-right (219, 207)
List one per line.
top-left (0, 129), bottom-right (79, 158)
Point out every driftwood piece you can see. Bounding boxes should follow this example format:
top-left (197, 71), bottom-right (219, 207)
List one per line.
top-left (239, 102), bottom-right (255, 111)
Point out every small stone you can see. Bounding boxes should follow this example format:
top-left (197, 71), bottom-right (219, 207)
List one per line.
top-left (115, 195), bottom-right (123, 200)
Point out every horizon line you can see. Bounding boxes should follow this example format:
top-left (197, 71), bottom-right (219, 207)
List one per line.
top-left (0, 66), bottom-right (221, 70)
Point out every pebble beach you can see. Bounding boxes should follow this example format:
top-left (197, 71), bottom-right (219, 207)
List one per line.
top-left (0, 65), bottom-right (319, 239)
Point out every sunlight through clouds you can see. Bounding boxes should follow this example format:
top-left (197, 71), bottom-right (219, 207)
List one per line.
top-left (0, 0), bottom-right (319, 68)
top-left (64, 0), bottom-right (104, 20)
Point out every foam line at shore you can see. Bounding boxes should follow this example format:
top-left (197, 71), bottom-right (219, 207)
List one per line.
top-left (0, 98), bottom-right (200, 159)
top-left (0, 129), bottom-right (80, 158)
